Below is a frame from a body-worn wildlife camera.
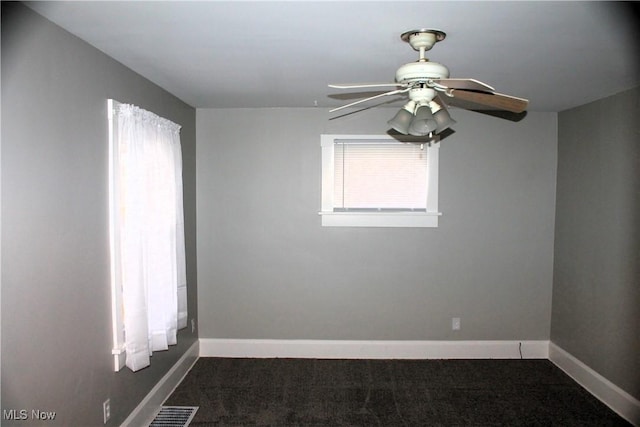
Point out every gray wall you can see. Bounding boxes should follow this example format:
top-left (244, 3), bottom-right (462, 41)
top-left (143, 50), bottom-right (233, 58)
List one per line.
top-left (1, 3), bottom-right (197, 426)
top-left (551, 86), bottom-right (640, 399)
top-left (196, 107), bottom-right (557, 341)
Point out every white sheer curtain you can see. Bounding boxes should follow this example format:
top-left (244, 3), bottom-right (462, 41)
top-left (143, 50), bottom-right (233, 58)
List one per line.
top-left (111, 102), bottom-right (187, 372)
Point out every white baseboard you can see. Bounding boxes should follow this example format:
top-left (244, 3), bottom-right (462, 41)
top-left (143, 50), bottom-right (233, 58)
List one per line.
top-left (549, 342), bottom-right (640, 426)
top-left (199, 338), bottom-right (549, 360)
top-left (121, 340), bottom-right (199, 427)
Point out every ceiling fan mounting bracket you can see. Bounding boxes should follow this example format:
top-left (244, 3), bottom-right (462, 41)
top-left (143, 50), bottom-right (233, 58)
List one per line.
top-left (400, 29), bottom-right (446, 53)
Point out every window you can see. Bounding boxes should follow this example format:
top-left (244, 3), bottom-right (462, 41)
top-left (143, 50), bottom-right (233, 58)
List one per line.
top-left (108, 99), bottom-right (187, 372)
top-left (320, 134), bottom-right (441, 227)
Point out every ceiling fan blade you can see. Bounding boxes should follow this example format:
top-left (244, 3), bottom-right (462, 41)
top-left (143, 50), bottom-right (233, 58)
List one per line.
top-left (329, 83), bottom-right (405, 89)
top-left (432, 78), bottom-right (495, 93)
top-left (448, 89), bottom-right (529, 113)
top-left (329, 87), bottom-right (410, 113)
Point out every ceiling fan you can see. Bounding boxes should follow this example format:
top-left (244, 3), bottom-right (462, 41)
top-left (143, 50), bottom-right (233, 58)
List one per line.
top-left (328, 29), bottom-right (529, 137)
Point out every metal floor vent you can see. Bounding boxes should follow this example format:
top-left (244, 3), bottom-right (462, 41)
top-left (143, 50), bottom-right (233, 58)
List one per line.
top-left (149, 406), bottom-right (198, 427)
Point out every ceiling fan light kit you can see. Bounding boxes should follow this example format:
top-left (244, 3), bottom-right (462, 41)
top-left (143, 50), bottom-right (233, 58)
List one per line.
top-left (387, 101), bottom-right (416, 134)
top-left (329, 28), bottom-right (529, 139)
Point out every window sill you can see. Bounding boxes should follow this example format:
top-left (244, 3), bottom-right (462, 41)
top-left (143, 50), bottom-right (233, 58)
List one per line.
top-left (319, 211), bottom-right (441, 228)
top-left (112, 345), bottom-right (126, 372)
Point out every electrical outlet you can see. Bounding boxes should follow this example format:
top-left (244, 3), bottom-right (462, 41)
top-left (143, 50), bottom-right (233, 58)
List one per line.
top-left (103, 399), bottom-right (110, 424)
top-left (452, 317), bottom-right (461, 331)
top-left (191, 318), bottom-right (196, 333)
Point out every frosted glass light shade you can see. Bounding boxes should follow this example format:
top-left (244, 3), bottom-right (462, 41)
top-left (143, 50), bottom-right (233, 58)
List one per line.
top-left (434, 108), bottom-right (456, 133)
top-left (387, 109), bottom-right (414, 134)
top-left (408, 105), bottom-right (438, 136)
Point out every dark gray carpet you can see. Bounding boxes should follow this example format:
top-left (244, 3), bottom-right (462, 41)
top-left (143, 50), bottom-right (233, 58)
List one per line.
top-left (165, 358), bottom-right (631, 426)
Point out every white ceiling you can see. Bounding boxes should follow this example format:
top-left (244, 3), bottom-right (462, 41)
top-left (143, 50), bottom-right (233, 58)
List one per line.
top-left (26, 1), bottom-right (639, 112)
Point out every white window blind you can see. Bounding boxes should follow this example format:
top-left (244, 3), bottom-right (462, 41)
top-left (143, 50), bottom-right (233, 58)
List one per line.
top-left (320, 135), bottom-right (441, 228)
top-left (334, 141), bottom-right (428, 211)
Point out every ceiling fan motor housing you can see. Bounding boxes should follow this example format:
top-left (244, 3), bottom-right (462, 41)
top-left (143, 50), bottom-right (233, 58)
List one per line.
top-left (395, 61), bottom-right (450, 84)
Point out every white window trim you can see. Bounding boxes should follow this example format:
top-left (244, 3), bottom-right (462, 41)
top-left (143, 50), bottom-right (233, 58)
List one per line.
top-left (107, 99), bottom-right (126, 371)
top-left (319, 134), bottom-right (441, 228)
